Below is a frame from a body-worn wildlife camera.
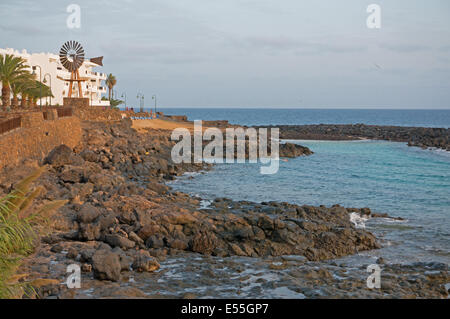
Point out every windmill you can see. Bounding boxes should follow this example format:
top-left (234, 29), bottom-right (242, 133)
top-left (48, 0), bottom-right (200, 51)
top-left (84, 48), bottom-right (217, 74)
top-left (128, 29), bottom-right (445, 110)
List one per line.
top-left (58, 41), bottom-right (103, 98)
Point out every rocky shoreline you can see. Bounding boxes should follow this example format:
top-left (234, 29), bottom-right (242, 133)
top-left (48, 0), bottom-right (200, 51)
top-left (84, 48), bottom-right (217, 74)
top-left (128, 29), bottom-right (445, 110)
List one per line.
top-left (257, 124), bottom-right (450, 151)
top-left (0, 118), bottom-right (448, 299)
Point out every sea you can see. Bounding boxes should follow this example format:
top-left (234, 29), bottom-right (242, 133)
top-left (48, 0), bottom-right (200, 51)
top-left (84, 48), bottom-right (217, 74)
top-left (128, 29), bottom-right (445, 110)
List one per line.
top-left (153, 108), bottom-right (450, 266)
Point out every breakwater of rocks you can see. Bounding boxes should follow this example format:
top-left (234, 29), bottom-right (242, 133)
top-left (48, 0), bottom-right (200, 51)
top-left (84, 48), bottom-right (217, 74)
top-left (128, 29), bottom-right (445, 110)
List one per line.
top-left (257, 124), bottom-right (450, 151)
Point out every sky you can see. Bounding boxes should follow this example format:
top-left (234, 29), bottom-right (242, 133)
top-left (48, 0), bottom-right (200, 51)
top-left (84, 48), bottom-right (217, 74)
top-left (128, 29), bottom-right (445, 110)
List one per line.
top-left (1, 0), bottom-right (450, 109)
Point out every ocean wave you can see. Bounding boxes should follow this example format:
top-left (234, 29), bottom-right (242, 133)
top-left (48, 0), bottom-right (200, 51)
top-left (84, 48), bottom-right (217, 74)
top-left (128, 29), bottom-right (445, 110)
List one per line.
top-left (349, 212), bottom-right (368, 229)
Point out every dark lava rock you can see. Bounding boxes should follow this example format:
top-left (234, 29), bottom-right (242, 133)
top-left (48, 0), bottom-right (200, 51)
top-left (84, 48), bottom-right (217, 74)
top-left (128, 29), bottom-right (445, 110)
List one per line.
top-left (77, 203), bottom-right (101, 223)
top-left (50, 244), bottom-right (63, 253)
top-left (66, 247), bottom-right (78, 259)
top-left (92, 250), bottom-right (122, 282)
top-left (104, 234), bottom-right (136, 250)
top-left (131, 251), bottom-right (160, 272)
top-left (279, 143), bottom-right (313, 157)
top-left (44, 145), bottom-right (83, 167)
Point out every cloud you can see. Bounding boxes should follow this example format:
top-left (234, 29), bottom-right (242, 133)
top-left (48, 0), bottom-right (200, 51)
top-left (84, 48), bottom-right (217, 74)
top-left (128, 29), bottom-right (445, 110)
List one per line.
top-left (438, 45), bottom-right (450, 52)
top-left (378, 43), bottom-right (429, 53)
top-left (0, 24), bottom-right (47, 36)
top-left (239, 36), bottom-right (367, 55)
top-left (99, 41), bottom-right (209, 65)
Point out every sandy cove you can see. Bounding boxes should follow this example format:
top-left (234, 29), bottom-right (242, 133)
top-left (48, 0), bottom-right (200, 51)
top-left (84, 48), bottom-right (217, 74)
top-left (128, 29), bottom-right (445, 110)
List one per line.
top-left (0, 117), bottom-right (448, 299)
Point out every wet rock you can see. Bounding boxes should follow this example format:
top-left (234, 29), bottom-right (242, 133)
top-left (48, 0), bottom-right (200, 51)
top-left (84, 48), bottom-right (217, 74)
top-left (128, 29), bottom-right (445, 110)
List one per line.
top-left (92, 250), bottom-right (122, 282)
top-left (281, 255), bottom-right (308, 263)
top-left (132, 252), bottom-right (160, 272)
top-left (50, 244), bottom-right (63, 253)
top-left (190, 231), bottom-right (219, 255)
top-left (67, 247), bottom-right (78, 259)
top-left (279, 143), bottom-right (313, 157)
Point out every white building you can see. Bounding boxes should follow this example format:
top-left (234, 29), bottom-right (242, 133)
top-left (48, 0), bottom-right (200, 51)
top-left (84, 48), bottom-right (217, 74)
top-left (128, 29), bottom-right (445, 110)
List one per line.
top-left (0, 47), bottom-right (109, 107)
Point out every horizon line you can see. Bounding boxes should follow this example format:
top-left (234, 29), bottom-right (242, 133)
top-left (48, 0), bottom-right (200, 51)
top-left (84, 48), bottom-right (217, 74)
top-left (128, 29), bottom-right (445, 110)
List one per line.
top-left (129, 106), bottom-right (450, 110)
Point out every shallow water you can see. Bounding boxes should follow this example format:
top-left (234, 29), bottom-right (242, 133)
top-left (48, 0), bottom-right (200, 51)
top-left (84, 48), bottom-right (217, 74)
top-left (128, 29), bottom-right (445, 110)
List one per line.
top-left (169, 140), bottom-right (450, 265)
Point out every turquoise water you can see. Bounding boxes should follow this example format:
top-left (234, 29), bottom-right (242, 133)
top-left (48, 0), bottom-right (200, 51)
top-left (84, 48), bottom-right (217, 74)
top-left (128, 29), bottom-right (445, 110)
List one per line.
top-left (170, 140), bottom-right (450, 264)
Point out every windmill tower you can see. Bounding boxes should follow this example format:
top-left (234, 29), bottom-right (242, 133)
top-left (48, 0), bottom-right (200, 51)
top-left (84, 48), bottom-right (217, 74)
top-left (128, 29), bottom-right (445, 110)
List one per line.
top-left (59, 41), bottom-right (88, 98)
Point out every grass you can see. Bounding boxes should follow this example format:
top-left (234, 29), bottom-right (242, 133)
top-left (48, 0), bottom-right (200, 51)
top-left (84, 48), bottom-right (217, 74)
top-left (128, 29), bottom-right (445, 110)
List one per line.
top-left (0, 166), bottom-right (67, 298)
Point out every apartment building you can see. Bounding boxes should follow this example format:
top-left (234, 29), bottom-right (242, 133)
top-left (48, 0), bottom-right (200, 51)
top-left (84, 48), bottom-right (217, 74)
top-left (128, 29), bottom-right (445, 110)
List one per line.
top-left (0, 47), bottom-right (109, 106)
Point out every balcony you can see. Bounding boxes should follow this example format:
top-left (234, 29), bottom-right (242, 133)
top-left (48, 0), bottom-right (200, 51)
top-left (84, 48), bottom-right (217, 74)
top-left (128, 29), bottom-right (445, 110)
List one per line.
top-left (90, 72), bottom-right (107, 79)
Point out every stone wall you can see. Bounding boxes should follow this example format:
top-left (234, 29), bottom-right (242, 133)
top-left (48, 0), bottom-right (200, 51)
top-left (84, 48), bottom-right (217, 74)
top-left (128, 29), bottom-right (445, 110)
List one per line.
top-left (73, 106), bottom-right (124, 122)
top-left (63, 98), bottom-right (90, 108)
top-left (0, 111), bottom-right (82, 169)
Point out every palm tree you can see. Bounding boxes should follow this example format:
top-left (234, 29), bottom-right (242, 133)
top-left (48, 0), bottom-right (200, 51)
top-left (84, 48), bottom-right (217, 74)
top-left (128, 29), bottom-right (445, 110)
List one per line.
top-left (0, 54), bottom-right (28, 110)
top-left (10, 71), bottom-right (34, 109)
top-left (27, 81), bottom-right (52, 107)
top-left (18, 80), bottom-right (52, 108)
top-left (105, 73), bottom-right (117, 101)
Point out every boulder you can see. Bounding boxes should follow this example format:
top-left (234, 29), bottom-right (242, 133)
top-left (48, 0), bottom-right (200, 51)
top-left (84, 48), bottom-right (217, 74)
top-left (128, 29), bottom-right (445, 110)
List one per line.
top-left (132, 252), bottom-right (160, 272)
top-left (104, 234), bottom-right (136, 250)
top-left (190, 231), bottom-right (219, 255)
top-left (92, 250), bottom-right (122, 281)
top-left (279, 143), bottom-right (313, 158)
top-left (44, 145), bottom-right (83, 166)
top-left (77, 203), bottom-right (101, 223)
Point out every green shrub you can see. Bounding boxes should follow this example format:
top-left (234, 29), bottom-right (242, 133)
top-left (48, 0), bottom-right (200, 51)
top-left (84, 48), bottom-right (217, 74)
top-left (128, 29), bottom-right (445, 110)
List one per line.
top-left (0, 167), bottom-right (67, 298)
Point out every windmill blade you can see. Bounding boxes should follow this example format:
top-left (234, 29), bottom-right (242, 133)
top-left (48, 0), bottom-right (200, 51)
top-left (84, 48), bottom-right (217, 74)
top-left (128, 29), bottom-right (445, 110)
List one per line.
top-left (61, 42), bottom-right (68, 53)
top-left (90, 56), bottom-right (103, 66)
top-left (59, 40), bottom-right (85, 72)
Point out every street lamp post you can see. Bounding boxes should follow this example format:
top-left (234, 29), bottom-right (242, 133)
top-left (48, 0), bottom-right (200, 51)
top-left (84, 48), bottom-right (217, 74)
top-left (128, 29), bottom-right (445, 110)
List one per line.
top-left (136, 93), bottom-right (142, 113)
top-left (32, 65), bottom-right (42, 109)
top-left (152, 95), bottom-right (157, 118)
top-left (137, 93), bottom-right (144, 113)
top-left (43, 73), bottom-right (52, 106)
top-left (121, 92), bottom-right (127, 109)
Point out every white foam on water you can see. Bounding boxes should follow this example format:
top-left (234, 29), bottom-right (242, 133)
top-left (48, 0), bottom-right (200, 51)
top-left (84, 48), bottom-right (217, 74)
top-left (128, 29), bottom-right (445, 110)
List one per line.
top-left (199, 199), bottom-right (212, 209)
top-left (349, 212), bottom-right (369, 229)
top-left (430, 147), bottom-right (450, 158)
